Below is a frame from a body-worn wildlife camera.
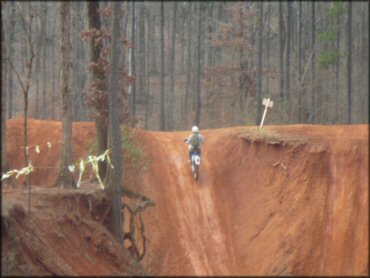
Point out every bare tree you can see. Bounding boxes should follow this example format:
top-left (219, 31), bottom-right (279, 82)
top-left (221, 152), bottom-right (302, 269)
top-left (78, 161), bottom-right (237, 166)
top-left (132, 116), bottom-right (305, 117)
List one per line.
top-left (347, 2), bottom-right (352, 124)
top-left (50, 16), bottom-right (57, 119)
top-left (71, 1), bottom-right (88, 121)
top-left (87, 1), bottom-right (108, 180)
top-left (362, 3), bottom-right (369, 122)
top-left (35, 17), bottom-right (41, 118)
top-left (1, 1), bottom-right (9, 173)
top-left (285, 2), bottom-right (291, 98)
top-left (168, 2), bottom-right (178, 130)
top-left (145, 8), bottom-right (152, 129)
top-left (7, 1), bottom-right (16, 119)
top-left (279, 2), bottom-right (284, 100)
top-left (137, 2), bottom-right (146, 128)
top-left (335, 5), bottom-right (341, 122)
top-left (159, 1), bottom-right (165, 130)
top-left (41, 2), bottom-right (47, 119)
top-left (54, 1), bottom-right (76, 189)
top-left (183, 2), bottom-right (192, 125)
top-left (130, 1), bottom-right (136, 127)
top-left (149, 12), bottom-right (158, 74)
top-left (265, 3), bottom-right (271, 96)
top-left (8, 3), bottom-right (37, 170)
top-left (256, 1), bottom-right (263, 125)
top-left (207, 2), bottom-right (215, 68)
top-left (108, 1), bottom-right (124, 244)
top-left (298, 1), bottom-right (303, 122)
top-left (311, 2), bottom-right (316, 123)
top-left (195, 2), bottom-right (202, 126)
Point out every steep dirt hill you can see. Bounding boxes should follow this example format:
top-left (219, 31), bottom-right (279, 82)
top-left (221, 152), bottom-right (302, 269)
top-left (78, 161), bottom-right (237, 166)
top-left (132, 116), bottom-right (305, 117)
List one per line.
top-left (2, 118), bottom-right (368, 276)
top-left (135, 124), bottom-right (368, 276)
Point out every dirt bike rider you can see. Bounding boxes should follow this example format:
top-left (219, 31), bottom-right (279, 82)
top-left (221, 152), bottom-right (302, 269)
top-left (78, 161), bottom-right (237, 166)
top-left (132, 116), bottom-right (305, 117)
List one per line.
top-left (185, 126), bottom-right (205, 163)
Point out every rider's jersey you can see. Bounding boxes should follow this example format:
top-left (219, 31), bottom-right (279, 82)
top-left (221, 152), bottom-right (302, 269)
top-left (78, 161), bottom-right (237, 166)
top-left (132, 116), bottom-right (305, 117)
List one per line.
top-left (186, 133), bottom-right (205, 148)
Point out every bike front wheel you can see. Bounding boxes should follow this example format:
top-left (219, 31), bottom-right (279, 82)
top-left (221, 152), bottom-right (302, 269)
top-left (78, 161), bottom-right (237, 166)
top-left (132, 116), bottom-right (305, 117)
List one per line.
top-left (193, 165), bottom-right (199, 180)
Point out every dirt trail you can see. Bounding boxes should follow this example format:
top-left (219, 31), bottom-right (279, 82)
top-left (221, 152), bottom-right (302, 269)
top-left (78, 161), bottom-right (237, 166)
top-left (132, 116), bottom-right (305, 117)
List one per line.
top-left (144, 132), bottom-right (234, 275)
top-left (2, 119), bottom-right (369, 276)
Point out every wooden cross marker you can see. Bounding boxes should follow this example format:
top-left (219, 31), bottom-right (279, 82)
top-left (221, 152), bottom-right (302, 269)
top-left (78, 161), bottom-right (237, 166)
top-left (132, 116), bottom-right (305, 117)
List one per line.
top-left (259, 98), bottom-right (274, 129)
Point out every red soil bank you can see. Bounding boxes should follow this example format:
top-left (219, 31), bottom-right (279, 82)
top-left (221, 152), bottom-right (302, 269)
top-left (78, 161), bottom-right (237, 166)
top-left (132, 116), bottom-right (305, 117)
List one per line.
top-left (2, 118), bottom-right (368, 275)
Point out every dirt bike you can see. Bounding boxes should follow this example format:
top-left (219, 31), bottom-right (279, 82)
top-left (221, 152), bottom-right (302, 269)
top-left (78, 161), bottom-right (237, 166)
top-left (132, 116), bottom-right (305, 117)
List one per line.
top-left (190, 148), bottom-right (201, 180)
top-left (184, 139), bottom-right (201, 180)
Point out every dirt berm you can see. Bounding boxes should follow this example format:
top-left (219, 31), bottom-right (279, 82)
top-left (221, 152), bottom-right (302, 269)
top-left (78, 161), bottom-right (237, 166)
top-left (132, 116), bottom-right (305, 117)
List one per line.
top-left (2, 119), bottom-right (368, 276)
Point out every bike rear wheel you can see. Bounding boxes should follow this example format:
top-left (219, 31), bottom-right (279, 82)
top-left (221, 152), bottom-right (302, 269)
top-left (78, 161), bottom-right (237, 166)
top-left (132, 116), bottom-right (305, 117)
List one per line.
top-left (193, 165), bottom-right (199, 180)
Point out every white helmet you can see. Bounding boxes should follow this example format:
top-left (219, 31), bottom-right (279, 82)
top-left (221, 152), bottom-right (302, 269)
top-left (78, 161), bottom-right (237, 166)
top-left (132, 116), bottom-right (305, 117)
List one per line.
top-left (192, 126), bottom-right (199, 133)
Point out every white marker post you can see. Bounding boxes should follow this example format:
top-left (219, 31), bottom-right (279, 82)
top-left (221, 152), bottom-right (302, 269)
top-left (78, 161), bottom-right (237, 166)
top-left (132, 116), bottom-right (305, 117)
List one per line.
top-left (259, 98), bottom-right (273, 129)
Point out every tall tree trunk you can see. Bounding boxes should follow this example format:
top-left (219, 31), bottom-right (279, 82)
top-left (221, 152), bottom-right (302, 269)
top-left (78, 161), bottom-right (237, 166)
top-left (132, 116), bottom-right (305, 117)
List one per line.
top-left (279, 2), bottom-right (285, 100)
top-left (149, 14), bottom-right (158, 74)
top-left (183, 2), bottom-right (192, 124)
top-left (21, 5), bottom-right (28, 77)
top-left (207, 2), bottom-right (214, 67)
top-left (121, 1), bottom-right (129, 66)
top-left (167, 6), bottom-right (171, 51)
top-left (168, 2), bottom-right (178, 130)
top-left (256, 2), bottom-right (263, 125)
top-left (35, 27), bottom-right (41, 118)
top-left (7, 1), bottom-right (16, 119)
top-left (145, 9), bottom-right (151, 130)
top-left (108, 1), bottom-right (124, 245)
top-left (22, 3), bottom-right (36, 171)
top-left (311, 2), bottom-right (316, 123)
top-left (137, 3), bottom-right (146, 128)
top-left (54, 1), bottom-right (76, 188)
top-left (87, 1), bottom-right (108, 180)
top-left (362, 2), bottom-right (369, 123)
top-left (298, 1), bottom-right (303, 123)
top-left (159, 1), bottom-right (165, 130)
top-left (180, 7), bottom-right (186, 72)
top-left (285, 2), bottom-right (291, 101)
top-left (347, 1), bottom-right (352, 124)
top-left (136, 4), bottom-right (146, 126)
top-left (238, 7), bottom-right (245, 115)
top-left (71, 2), bottom-right (84, 121)
top-left (130, 1), bottom-right (137, 127)
top-left (51, 16), bottom-right (58, 120)
top-left (266, 3), bottom-right (271, 96)
top-left (335, 10), bottom-right (340, 123)
top-left (195, 2), bottom-right (202, 126)
top-left (41, 1), bottom-right (47, 119)
top-left (214, 2), bottom-right (224, 66)
top-left (1, 2), bottom-right (9, 173)
top-left (249, 2), bottom-right (256, 70)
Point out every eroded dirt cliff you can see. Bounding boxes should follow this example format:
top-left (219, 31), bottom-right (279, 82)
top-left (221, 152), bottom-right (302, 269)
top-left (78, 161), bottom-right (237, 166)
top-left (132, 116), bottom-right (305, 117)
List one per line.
top-left (2, 119), bottom-right (368, 276)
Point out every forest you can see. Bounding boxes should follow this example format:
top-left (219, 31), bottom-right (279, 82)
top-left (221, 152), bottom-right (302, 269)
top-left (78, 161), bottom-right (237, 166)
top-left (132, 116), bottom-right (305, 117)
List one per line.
top-left (1, 2), bottom-right (369, 276)
top-left (1, 2), bottom-right (369, 130)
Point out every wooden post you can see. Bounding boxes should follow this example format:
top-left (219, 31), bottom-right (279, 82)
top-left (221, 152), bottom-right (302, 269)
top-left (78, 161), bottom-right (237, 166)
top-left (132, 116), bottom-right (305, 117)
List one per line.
top-left (259, 98), bottom-right (274, 129)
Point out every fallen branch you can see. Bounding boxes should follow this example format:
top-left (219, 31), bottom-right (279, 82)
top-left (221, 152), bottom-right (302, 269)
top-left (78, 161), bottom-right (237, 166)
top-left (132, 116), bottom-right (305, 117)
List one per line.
top-left (122, 187), bottom-right (156, 206)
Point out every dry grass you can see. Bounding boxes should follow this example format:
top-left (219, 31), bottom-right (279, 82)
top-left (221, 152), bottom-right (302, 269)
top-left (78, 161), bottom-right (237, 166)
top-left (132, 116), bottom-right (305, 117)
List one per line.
top-left (238, 127), bottom-right (308, 147)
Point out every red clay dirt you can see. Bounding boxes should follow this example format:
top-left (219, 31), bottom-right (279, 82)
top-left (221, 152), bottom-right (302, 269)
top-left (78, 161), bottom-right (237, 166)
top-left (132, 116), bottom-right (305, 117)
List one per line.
top-left (2, 118), bottom-right (369, 276)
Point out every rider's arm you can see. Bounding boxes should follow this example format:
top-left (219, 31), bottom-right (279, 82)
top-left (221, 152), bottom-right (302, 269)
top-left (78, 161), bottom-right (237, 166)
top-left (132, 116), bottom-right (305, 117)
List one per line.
top-left (186, 135), bottom-right (192, 144)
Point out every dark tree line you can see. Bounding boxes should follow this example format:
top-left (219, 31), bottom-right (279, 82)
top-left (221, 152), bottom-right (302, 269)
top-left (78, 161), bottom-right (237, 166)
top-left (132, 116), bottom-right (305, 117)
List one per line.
top-left (2, 1), bottom-right (368, 131)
